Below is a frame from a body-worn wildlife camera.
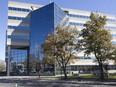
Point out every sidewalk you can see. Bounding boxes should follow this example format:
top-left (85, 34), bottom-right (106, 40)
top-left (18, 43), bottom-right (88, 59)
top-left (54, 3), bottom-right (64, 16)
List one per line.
top-left (0, 76), bottom-right (39, 79)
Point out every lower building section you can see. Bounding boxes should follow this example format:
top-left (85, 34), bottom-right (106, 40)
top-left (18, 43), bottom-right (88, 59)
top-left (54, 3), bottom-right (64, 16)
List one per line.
top-left (6, 49), bottom-right (116, 76)
top-left (6, 46), bottom-right (55, 76)
top-left (6, 46), bottom-right (29, 76)
top-left (55, 60), bottom-right (116, 76)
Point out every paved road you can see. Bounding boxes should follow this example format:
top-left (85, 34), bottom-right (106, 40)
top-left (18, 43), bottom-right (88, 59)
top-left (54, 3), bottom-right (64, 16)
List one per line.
top-left (0, 77), bottom-right (116, 87)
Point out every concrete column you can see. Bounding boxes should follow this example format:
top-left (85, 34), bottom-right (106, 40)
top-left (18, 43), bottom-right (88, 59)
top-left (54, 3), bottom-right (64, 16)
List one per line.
top-left (54, 61), bottom-right (56, 76)
top-left (27, 48), bottom-right (30, 75)
top-left (7, 46), bottom-right (11, 76)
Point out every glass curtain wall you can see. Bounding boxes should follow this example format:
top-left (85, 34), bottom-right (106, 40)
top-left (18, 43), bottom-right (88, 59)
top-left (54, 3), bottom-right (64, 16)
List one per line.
top-left (30, 3), bottom-right (54, 75)
top-left (10, 49), bottom-right (27, 75)
top-left (30, 2), bottom-right (69, 75)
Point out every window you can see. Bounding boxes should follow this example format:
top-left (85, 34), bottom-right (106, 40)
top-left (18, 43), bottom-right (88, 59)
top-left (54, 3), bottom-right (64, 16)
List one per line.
top-left (8, 35), bottom-right (29, 40)
top-left (8, 25), bottom-right (29, 30)
top-left (8, 16), bottom-right (30, 21)
top-left (70, 22), bottom-right (116, 29)
top-left (9, 7), bottom-right (30, 12)
top-left (107, 19), bottom-right (115, 22)
top-left (69, 14), bottom-right (116, 22)
top-left (70, 22), bottom-right (84, 26)
top-left (112, 41), bottom-right (116, 44)
top-left (69, 14), bottom-right (89, 19)
top-left (104, 26), bottom-right (116, 29)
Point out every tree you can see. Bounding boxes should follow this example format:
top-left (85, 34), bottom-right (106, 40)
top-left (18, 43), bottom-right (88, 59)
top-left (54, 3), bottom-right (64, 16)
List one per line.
top-left (79, 12), bottom-right (113, 81)
top-left (36, 61), bottom-right (42, 77)
top-left (42, 26), bottom-right (79, 79)
top-left (0, 60), bottom-right (5, 72)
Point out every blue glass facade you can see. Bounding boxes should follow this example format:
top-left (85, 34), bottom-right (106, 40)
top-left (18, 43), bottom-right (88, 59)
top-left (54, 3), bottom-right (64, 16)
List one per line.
top-left (54, 4), bottom-right (69, 28)
top-left (10, 49), bottom-right (27, 75)
top-left (29, 2), bottom-right (68, 74)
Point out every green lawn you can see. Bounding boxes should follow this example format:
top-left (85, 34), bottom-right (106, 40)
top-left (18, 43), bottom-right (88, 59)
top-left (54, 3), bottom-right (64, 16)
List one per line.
top-left (109, 73), bottom-right (116, 79)
top-left (39, 73), bottom-right (116, 79)
top-left (38, 74), bottom-right (94, 79)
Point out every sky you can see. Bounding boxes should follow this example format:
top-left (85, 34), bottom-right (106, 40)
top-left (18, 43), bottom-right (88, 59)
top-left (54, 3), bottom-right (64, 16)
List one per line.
top-left (0, 0), bottom-right (116, 60)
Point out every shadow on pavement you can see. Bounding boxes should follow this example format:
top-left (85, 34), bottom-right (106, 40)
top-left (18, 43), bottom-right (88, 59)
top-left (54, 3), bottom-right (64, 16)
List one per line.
top-left (0, 78), bottom-right (115, 87)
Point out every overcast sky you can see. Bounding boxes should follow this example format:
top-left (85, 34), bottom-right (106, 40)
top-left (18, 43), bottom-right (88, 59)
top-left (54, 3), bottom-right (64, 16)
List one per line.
top-left (0, 0), bottom-right (116, 60)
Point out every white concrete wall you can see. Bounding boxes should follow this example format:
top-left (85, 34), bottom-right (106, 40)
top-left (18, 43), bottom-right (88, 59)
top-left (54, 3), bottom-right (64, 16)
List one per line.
top-left (8, 1), bottom-right (42, 10)
top-left (69, 59), bottom-right (115, 65)
top-left (7, 29), bottom-right (29, 36)
top-left (8, 10), bottom-right (30, 18)
top-left (7, 1), bottom-right (33, 47)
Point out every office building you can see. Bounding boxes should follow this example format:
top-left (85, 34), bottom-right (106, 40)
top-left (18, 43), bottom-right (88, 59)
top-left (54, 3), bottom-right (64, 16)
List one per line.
top-left (6, 1), bottom-right (116, 76)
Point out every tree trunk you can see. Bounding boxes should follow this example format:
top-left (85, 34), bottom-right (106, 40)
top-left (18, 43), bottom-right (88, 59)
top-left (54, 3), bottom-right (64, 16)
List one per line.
top-left (64, 71), bottom-right (67, 79)
top-left (62, 67), bottom-right (67, 79)
top-left (99, 63), bottom-right (104, 81)
top-left (96, 56), bottom-right (104, 81)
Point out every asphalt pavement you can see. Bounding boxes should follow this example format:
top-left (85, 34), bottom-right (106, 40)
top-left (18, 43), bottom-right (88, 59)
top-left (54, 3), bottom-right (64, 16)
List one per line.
top-left (0, 76), bottom-right (115, 87)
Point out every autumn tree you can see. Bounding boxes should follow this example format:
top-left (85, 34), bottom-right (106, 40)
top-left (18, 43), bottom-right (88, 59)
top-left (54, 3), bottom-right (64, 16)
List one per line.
top-left (42, 26), bottom-right (79, 79)
top-left (80, 12), bottom-right (113, 81)
top-left (0, 60), bottom-right (5, 72)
